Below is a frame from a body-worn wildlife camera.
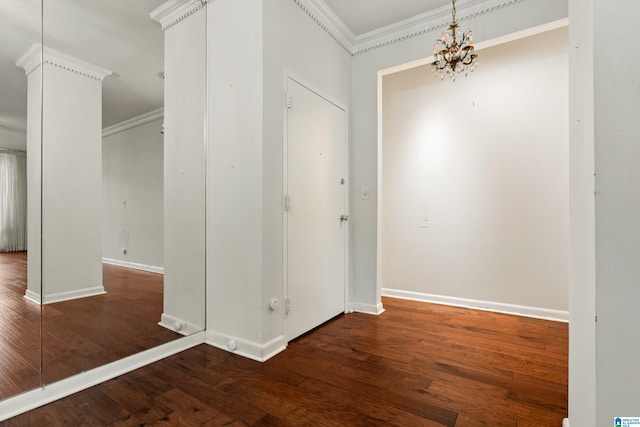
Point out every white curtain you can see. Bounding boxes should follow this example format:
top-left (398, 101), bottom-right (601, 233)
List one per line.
top-left (0, 151), bottom-right (27, 252)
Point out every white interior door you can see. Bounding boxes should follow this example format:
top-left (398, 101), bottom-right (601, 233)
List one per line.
top-left (285, 77), bottom-right (347, 342)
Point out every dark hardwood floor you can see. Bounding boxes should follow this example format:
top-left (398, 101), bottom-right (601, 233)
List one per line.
top-left (41, 263), bottom-right (181, 385)
top-left (0, 252), bottom-right (180, 402)
top-left (0, 252), bottom-right (40, 400)
top-left (3, 297), bottom-right (568, 426)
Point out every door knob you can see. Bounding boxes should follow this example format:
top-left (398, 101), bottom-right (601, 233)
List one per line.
top-left (340, 214), bottom-right (349, 222)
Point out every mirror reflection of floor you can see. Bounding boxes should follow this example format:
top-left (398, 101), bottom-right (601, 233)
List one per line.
top-left (0, 252), bottom-right (180, 401)
top-left (42, 263), bottom-right (181, 385)
top-left (0, 251), bottom-right (40, 401)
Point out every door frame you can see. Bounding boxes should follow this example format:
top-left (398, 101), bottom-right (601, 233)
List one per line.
top-left (282, 70), bottom-right (350, 341)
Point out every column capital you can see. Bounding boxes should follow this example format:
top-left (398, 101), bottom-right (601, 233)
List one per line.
top-left (16, 43), bottom-right (112, 81)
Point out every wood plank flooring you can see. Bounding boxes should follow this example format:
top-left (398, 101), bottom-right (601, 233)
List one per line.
top-left (0, 252), bottom-right (180, 402)
top-left (0, 252), bottom-right (40, 400)
top-left (3, 297), bottom-right (568, 426)
top-left (41, 263), bottom-right (181, 385)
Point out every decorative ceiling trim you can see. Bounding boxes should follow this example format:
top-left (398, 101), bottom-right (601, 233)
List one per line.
top-left (150, 0), bottom-right (207, 31)
top-left (293, 0), bottom-right (528, 56)
top-left (291, 0), bottom-right (353, 54)
top-left (102, 108), bottom-right (164, 138)
top-left (16, 43), bottom-right (112, 81)
top-left (353, 0), bottom-right (526, 55)
top-left (0, 123), bottom-right (27, 136)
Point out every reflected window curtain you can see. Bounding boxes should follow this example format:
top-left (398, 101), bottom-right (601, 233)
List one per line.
top-left (0, 151), bottom-right (27, 252)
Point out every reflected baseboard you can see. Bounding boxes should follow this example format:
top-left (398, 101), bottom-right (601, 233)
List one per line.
top-left (23, 286), bottom-right (106, 305)
top-left (159, 313), bottom-right (203, 336)
top-left (24, 290), bottom-right (41, 304)
top-left (0, 332), bottom-right (206, 422)
top-left (102, 257), bottom-right (164, 275)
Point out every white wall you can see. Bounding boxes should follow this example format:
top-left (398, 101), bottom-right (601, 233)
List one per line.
top-left (102, 117), bottom-right (163, 271)
top-left (203, 0), bottom-right (351, 360)
top-left (381, 28), bottom-right (569, 315)
top-left (206, 0), bottom-right (264, 355)
top-left (568, 0), bottom-right (596, 424)
top-left (161, 5), bottom-right (206, 334)
top-left (592, 0), bottom-right (640, 423)
top-left (350, 0), bottom-right (569, 312)
top-left (262, 0), bottom-right (352, 350)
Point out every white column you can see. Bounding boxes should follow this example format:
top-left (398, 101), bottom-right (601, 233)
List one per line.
top-left (151, 0), bottom-right (206, 335)
top-left (17, 44), bottom-right (111, 304)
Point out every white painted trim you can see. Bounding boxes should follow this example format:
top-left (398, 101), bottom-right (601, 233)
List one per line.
top-left (294, 0), bottom-right (534, 56)
top-left (382, 289), bottom-right (569, 323)
top-left (562, 418), bottom-right (569, 427)
top-left (42, 286), bottom-right (107, 305)
top-left (350, 302), bottom-right (385, 316)
top-left (102, 257), bottom-right (164, 275)
top-left (352, 0), bottom-right (527, 55)
top-left (24, 290), bottom-right (41, 304)
top-left (102, 108), bottom-right (164, 138)
top-left (0, 332), bottom-right (205, 422)
top-left (16, 43), bottom-right (112, 80)
top-left (262, 335), bottom-right (288, 361)
top-left (159, 313), bottom-right (203, 336)
top-left (0, 122), bottom-right (27, 136)
top-left (150, 0), bottom-right (206, 31)
top-left (204, 331), bottom-right (287, 363)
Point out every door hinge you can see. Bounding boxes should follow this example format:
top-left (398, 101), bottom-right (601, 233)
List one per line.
top-left (286, 92), bottom-right (292, 109)
top-left (284, 194), bottom-right (291, 212)
top-left (285, 298), bottom-right (291, 314)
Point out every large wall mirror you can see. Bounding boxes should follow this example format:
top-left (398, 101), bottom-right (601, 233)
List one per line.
top-left (0, 0), bottom-right (42, 402)
top-left (0, 0), bottom-right (206, 401)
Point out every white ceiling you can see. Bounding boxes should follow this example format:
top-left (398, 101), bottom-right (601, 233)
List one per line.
top-left (0, 0), bottom-right (449, 150)
top-left (0, 0), bottom-right (165, 150)
top-left (322, 0), bottom-right (451, 36)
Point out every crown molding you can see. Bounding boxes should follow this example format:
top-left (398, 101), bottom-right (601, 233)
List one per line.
top-left (0, 119), bottom-right (27, 136)
top-left (102, 108), bottom-right (164, 138)
top-left (150, 0), bottom-right (207, 31)
top-left (16, 43), bottom-right (112, 80)
top-left (293, 0), bottom-right (354, 54)
top-left (294, 0), bottom-right (528, 56)
top-left (353, 0), bottom-right (527, 55)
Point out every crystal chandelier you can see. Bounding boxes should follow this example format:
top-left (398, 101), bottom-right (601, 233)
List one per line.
top-left (432, 0), bottom-right (478, 81)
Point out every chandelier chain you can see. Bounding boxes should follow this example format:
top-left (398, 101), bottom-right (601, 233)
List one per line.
top-left (452, 0), bottom-right (457, 23)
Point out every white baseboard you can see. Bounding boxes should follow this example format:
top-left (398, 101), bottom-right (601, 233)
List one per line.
top-left (562, 418), bottom-right (569, 427)
top-left (349, 302), bottom-right (385, 315)
top-left (158, 313), bottom-right (204, 336)
top-left (204, 331), bottom-right (287, 363)
top-left (36, 286), bottom-right (106, 305)
top-left (102, 258), bottom-right (164, 275)
top-left (24, 290), bottom-right (41, 304)
top-left (382, 288), bottom-right (569, 323)
top-left (0, 332), bottom-right (205, 422)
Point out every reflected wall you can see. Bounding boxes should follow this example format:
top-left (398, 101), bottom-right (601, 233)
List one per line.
top-left (0, 0), bottom-right (207, 403)
top-left (0, 0), bottom-right (42, 402)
